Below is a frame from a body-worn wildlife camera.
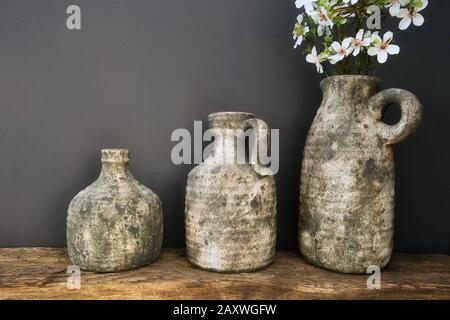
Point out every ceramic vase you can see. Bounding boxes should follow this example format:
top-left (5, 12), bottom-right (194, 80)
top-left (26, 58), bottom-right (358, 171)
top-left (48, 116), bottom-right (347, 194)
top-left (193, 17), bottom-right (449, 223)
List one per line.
top-left (299, 76), bottom-right (422, 273)
top-left (67, 149), bottom-right (163, 272)
top-left (185, 112), bottom-right (277, 273)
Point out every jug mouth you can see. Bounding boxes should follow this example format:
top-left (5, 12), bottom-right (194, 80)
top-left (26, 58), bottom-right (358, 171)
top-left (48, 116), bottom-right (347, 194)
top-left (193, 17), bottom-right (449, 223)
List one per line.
top-left (320, 75), bottom-right (381, 89)
top-left (208, 111), bottom-right (255, 129)
top-left (101, 149), bottom-right (130, 163)
top-left (320, 75), bottom-right (382, 92)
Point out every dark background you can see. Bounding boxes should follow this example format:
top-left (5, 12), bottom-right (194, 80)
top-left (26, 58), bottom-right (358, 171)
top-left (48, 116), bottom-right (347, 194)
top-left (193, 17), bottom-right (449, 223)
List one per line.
top-left (0, 0), bottom-right (448, 252)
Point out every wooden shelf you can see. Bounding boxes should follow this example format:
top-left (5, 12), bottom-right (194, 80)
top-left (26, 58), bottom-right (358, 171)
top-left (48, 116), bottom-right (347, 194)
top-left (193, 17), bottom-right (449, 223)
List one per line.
top-left (0, 248), bottom-right (449, 299)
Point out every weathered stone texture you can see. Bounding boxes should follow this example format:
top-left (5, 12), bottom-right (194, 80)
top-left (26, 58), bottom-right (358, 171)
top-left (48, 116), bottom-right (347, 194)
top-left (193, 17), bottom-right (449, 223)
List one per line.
top-left (186, 112), bottom-right (277, 273)
top-left (299, 76), bottom-right (422, 273)
top-left (67, 149), bottom-right (163, 272)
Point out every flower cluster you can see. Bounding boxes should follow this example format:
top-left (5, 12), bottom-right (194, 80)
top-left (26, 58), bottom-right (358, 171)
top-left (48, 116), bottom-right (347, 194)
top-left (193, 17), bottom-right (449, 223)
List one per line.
top-left (293, 0), bottom-right (428, 75)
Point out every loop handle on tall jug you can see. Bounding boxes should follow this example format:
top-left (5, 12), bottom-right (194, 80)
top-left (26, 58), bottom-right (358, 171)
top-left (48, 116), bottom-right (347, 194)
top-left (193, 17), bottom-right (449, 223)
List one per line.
top-left (368, 88), bottom-right (422, 145)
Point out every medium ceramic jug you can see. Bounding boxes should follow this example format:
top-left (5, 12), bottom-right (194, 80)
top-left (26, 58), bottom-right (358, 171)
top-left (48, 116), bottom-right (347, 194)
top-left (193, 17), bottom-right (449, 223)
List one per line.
top-left (67, 149), bottom-right (163, 272)
top-left (299, 76), bottom-right (422, 273)
top-left (185, 112), bottom-right (277, 273)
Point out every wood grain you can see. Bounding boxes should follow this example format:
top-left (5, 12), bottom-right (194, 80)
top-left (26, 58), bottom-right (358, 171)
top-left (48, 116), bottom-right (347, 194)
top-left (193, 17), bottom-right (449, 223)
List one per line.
top-left (0, 248), bottom-right (449, 300)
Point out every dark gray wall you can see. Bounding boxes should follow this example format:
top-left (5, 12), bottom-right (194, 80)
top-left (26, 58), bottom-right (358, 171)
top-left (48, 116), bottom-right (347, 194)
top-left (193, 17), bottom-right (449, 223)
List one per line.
top-left (0, 0), bottom-right (448, 252)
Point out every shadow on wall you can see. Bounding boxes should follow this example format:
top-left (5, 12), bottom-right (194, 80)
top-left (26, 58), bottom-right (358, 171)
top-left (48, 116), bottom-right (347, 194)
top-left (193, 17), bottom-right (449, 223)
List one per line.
top-left (147, 170), bottom-right (186, 248)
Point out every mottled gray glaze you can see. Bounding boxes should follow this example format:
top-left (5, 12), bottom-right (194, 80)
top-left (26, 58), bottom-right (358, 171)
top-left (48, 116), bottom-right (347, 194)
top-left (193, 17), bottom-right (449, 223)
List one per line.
top-left (299, 76), bottom-right (422, 274)
top-left (185, 112), bottom-right (277, 273)
top-left (67, 149), bottom-right (163, 272)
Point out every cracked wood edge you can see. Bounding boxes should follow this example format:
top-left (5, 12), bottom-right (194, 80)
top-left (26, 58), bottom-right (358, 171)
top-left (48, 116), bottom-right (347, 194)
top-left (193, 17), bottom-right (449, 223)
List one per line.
top-left (0, 248), bottom-right (449, 300)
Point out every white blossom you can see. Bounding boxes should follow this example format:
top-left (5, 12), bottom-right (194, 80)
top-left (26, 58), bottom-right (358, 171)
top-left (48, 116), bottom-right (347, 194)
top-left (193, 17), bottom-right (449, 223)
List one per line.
top-left (397, 0), bottom-right (428, 30)
top-left (366, 30), bottom-right (380, 43)
top-left (329, 38), bottom-right (352, 64)
top-left (306, 47), bottom-right (327, 73)
top-left (310, 6), bottom-right (333, 36)
top-left (292, 0), bottom-right (426, 73)
top-left (349, 29), bottom-right (372, 56)
top-left (385, 0), bottom-right (410, 17)
top-left (295, 0), bottom-right (316, 13)
top-left (367, 31), bottom-right (400, 64)
top-left (293, 14), bottom-right (310, 48)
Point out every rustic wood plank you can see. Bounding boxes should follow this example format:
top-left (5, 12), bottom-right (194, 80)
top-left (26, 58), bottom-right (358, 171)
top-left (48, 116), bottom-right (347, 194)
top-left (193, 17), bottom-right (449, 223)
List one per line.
top-left (0, 248), bottom-right (449, 300)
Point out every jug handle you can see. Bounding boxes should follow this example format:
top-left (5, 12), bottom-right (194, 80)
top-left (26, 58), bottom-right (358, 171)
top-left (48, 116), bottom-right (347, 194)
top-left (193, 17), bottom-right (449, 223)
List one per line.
top-left (367, 88), bottom-right (422, 145)
top-left (241, 118), bottom-right (273, 176)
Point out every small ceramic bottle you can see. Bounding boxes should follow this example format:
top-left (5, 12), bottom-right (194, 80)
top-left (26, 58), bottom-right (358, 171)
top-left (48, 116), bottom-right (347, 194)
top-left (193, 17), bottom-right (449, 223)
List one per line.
top-left (67, 149), bottom-right (163, 272)
top-left (185, 112), bottom-right (277, 273)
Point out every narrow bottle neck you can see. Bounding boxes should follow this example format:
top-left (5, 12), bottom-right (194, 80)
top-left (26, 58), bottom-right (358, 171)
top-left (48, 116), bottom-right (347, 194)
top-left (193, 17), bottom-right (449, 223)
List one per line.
top-left (209, 128), bottom-right (245, 164)
top-left (99, 162), bottom-right (131, 180)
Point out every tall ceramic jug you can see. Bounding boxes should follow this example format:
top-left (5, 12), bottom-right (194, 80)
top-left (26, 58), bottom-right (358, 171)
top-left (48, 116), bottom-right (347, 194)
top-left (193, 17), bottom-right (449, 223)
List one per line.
top-left (299, 76), bottom-right (422, 273)
top-left (185, 112), bottom-right (276, 273)
top-left (67, 149), bottom-right (163, 272)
